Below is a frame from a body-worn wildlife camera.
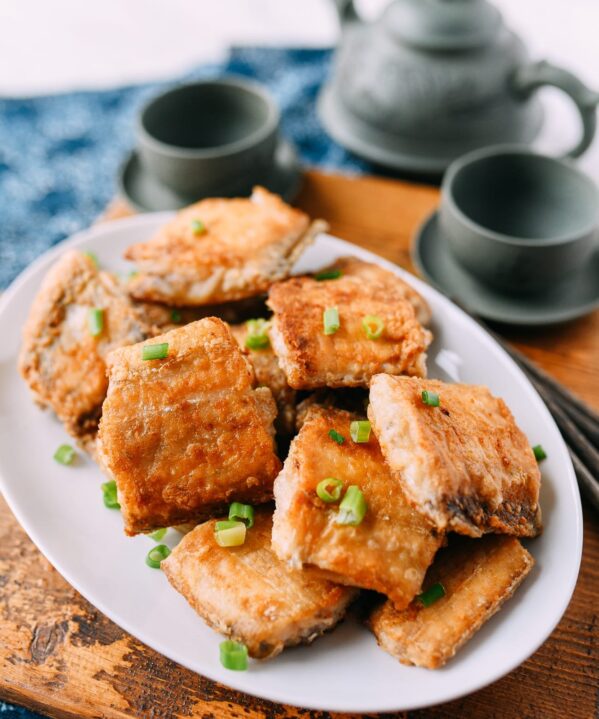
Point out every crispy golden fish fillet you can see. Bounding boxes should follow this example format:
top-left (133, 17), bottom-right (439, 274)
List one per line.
top-left (18, 250), bottom-right (150, 444)
top-left (97, 318), bottom-right (281, 535)
top-left (368, 535), bottom-right (534, 668)
top-left (368, 375), bottom-right (542, 538)
top-left (230, 322), bottom-right (296, 436)
top-left (162, 510), bottom-right (356, 659)
top-left (125, 187), bottom-right (326, 306)
top-left (267, 258), bottom-right (431, 388)
top-left (272, 406), bottom-right (443, 608)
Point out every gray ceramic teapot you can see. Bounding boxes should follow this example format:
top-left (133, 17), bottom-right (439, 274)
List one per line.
top-left (318, 0), bottom-right (599, 173)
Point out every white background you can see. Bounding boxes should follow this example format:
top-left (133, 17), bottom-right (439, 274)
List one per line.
top-left (1, 0), bottom-right (598, 180)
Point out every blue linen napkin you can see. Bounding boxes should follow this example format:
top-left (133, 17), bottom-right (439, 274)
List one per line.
top-left (0, 47), bottom-right (371, 291)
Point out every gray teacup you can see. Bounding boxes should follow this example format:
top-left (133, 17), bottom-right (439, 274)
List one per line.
top-left (439, 146), bottom-right (599, 295)
top-left (137, 77), bottom-right (279, 198)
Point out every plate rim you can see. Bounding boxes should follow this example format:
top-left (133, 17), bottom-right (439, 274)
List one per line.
top-left (0, 213), bottom-right (583, 713)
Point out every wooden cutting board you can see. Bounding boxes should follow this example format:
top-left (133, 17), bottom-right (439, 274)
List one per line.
top-left (1, 169), bottom-right (598, 719)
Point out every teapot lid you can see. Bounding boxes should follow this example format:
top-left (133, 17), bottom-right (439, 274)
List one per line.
top-left (383, 0), bottom-right (502, 50)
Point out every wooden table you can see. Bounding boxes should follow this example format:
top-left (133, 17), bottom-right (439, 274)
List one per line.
top-left (1, 170), bottom-right (598, 719)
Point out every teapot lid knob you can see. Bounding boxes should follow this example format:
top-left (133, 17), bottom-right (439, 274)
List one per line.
top-left (383, 0), bottom-right (503, 50)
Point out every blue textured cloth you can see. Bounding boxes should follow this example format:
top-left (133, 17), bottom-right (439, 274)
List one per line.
top-left (0, 47), bottom-right (371, 290)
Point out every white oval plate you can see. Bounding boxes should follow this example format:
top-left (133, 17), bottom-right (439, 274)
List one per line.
top-left (0, 214), bottom-right (582, 713)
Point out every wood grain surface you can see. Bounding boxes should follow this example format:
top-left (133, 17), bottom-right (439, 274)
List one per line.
top-left (1, 170), bottom-right (597, 719)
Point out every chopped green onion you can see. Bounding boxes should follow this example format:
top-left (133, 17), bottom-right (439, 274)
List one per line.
top-left (170, 309), bottom-right (182, 323)
top-left (145, 544), bottom-right (171, 569)
top-left (128, 269), bottom-right (139, 280)
top-left (101, 480), bottom-right (120, 509)
top-left (219, 640), bottom-right (248, 671)
top-left (362, 315), bottom-right (384, 340)
top-left (245, 318), bottom-right (270, 350)
top-left (350, 420), bottom-right (371, 443)
top-left (421, 390), bottom-right (440, 407)
top-left (323, 307), bottom-right (340, 335)
top-left (191, 219), bottom-right (206, 236)
top-left (532, 444), bottom-right (547, 462)
top-left (87, 307), bottom-right (104, 337)
top-left (54, 444), bottom-right (76, 466)
top-left (149, 527), bottom-right (167, 542)
top-left (142, 342), bottom-right (169, 361)
top-left (316, 478), bottom-right (343, 503)
top-left (417, 582), bottom-right (446, 607)
top-left (336, 485), bottom-right (367, 526)
top-left (314, 268), bottom-right (342, 281)
top-left (84, 251), bottom-right (99, 267)
top-left (228, 502), bottom-right (254, 528)
top-left (328, 428), bottom-right (345, 445)
top-left (215, 520), bottom-right (247, 547)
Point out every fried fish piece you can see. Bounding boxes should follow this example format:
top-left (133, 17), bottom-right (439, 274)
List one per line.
top-left (97, 318), bottom-right (281, 535)
top-left (368, 375), bottom-right (542, 538)
top-left (272, 406), bottom-right (443, 608)
top-left (229, 322), bottom-right (297, 436)
top-left (125, 187), bottom-right (326, 306)
top-left (267, 259), bottom-right (431, 388)
top-left (162, 510), bottom-right (356, 659)
top-left (18, 250), bottom-right (150, 444)
top-left (368, 535), bottom-right (534, 668)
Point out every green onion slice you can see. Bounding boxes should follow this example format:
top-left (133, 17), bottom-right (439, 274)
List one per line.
top-left (350, 420), bottom-right (371, 443)
top-left (101, 480), bottom-right (120, 509)
top-left (170, 309), bottom-right (182, 323)
top-left (149, 527), bottom-right (167, 542)
top-left (328, 428), bottom-right (345, 445)
top-left (245, 318), bottom-right (270, 350)
top-left (142, 342), bottom-right (169, 361)
top-left (145, 544), bottom-right (171, 569)
top-left (219, 640), bottom-right (248, 671)
top-left (316, 477), bottom-right (343, 503)
top-left (228, 502), bottom-right (254, 528)
top-left (215, 520), bottom-right (247, 547)
top-left (314, 268), bottom-right (342, 281)
top-left (362, 315), bottom-right (384, 340)
top-left (417, 582), bottom-right (446, 607)
top-left (191, 219), bottom-right (206, 235)
top-left (54, 444), bottom-right (76, 466)
top-left (84, 251), bottom-right (99, 267)
top-left (336, 485), bottom-right (367, 526)
top-left (421, 390), bottom-right (440, 407)
top-left (87, 307), bottom-right (104, 337)
top-left (128, 269), bottom-right (139, 280)
top-left (532, 444), bottom-right (547, 461)
top-left (323, 307), bottom-right (340, 335)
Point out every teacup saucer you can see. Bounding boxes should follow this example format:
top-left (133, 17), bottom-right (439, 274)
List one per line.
top-left (118, 138), bottom-right (302, 212)
top-left (412, 211), bottom-right (599, 326)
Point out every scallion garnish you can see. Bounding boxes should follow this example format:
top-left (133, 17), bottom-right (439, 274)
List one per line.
top-left (128, 270), bottom-right (139, 280)
top-left (84, 251), bottom-right (99, 267)
top-left (314, 268), bottom-right (342, 281)
top-left (215, 520), bottom-right (247, 547)
top-left (316, 478), bottom-right (343, 503)
top-left (228, 502), bottom-right (254, 528)
top-left (54, 444), bottom-right (76, 466)
top-left (191, 219), bottom-right (206, 236)
top-left (149, 527), bottom-right (167, 542)
top-left (145, 544), bottom-right (171, 569)
top-left (323, 307), bottom-right (340, 335)
top-left (362, 315), bottom-right (384, 340)
top-left (350, 420), bottom-right (371, 443)
top-left (101, 480), bottom-right (120, 509)
top-left (416, 582), bottom-right (446, 607)
top-left (328, 428), bottom-right (345, 445)
top-left (142, 342), bottom-right (169, 361)
top-left (532, 444), bottom-right (547, 461)
top-left (421, 390), bottom-right (440, 407)
top-left (219, 640), bottom-right (248, 671)
top-left (87, 307), bottom-right (104, 337)
top-left (336, 485), bottom-right (367, 526)
top-left (170, 309), bottom-right (182, 324)
top-left (245, 318), bottom-right (270, 350)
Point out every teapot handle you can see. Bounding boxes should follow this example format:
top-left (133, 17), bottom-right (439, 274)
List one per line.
top-left (511, 60), bottom-right (599, 159)
top-left (332, 0), bottom-right (360, 24)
